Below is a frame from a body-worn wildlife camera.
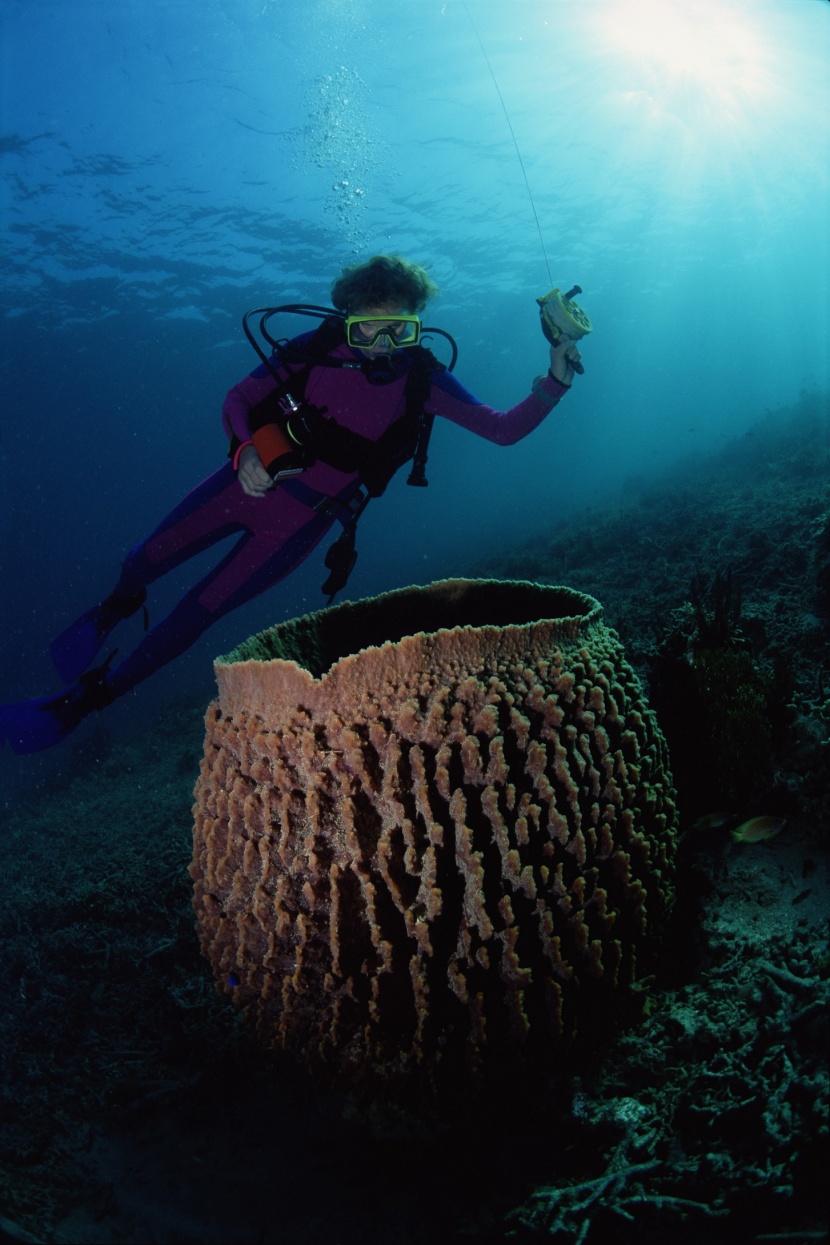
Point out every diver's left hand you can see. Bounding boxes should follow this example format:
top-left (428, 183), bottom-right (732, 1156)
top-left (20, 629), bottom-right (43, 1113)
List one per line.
top-left (549, 339), bottom-right (581, 385)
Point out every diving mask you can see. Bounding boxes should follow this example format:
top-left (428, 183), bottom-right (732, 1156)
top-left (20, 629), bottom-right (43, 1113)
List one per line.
top-left (345, 315), bottom-right (421, 349)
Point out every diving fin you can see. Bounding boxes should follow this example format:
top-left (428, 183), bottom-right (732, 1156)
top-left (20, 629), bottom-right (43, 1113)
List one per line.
top-left (51, 588), bottom-right (146, 683)
top-left (0, 661), bottom-right (116, 755)
top-left (0, 694), bottom-right (86, 755)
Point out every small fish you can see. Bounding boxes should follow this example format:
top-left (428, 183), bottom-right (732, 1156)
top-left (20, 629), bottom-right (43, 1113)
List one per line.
top-left (691, 812), bottom-right (735, 833)
top-left (228, 972), bottom-right (240, 988)
top-left (730, 815), bottom-right (786, 844)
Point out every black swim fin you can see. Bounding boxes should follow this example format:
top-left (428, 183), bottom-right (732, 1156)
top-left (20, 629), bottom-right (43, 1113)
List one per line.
top-left (0, 662), bottom-right (116, 755)
top-left (51, 588), bottom-right (146, 683)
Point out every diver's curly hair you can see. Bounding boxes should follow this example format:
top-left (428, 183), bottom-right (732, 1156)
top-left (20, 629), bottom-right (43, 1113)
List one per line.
top-left (331, 254), bottom-right (439, 314)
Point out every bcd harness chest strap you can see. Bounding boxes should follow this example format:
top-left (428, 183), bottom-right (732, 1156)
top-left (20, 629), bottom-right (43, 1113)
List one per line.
top-left (240, 315), bottom-right (443, 601)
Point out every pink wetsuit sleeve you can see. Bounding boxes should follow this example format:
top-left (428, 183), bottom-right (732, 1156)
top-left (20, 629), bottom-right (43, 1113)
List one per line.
top-left (429, 370), bottom-right (569, 446)
top-left (222, 350), bottom-right (570, 450)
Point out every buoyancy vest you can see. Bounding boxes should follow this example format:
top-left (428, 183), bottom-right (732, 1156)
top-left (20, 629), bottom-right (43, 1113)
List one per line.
top-left (245, 315), bottom-right (442, 497)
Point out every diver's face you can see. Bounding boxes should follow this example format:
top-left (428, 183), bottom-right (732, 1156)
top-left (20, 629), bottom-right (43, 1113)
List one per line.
top-left (349, 305), bottom-right (413, 356)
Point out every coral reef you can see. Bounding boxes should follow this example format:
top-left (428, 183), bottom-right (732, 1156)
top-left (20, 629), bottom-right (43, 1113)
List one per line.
top-left (509, 836), bottom-right (830, 1244)
top-left (647, 570), bottom-right (778, 823)
top-left (1, 397), bottom-right (827, 1244)
top-left (191, 579), bottom-right (678, 1099)
top-left (477, 393), bottom-right (830, 833)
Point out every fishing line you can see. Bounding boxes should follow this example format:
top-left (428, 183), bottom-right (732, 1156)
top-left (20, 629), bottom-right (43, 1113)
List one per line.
top-left (463, 0), bottom-right (553, 285)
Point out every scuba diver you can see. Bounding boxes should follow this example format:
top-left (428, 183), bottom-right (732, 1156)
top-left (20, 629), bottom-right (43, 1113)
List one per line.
top-left (0, 254), bottom-right (584, 754)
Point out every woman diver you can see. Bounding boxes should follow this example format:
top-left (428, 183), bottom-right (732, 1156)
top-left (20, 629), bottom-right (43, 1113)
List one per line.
top-left (0, 254), bottom-right (581, 754)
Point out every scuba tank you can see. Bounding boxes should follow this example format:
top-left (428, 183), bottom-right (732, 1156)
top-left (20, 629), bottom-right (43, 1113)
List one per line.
top-left (537, 285), bottom-right (592, 374)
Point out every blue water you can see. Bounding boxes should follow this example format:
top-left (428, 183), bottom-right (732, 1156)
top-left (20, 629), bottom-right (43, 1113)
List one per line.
top-left (1, 0), bottom-right (828, 723)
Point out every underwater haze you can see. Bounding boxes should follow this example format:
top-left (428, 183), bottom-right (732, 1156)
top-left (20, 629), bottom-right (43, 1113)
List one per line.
top-left (1, 7), bottom-right (830, 1242)
top-left (1, 0), bottom-right (829, 717)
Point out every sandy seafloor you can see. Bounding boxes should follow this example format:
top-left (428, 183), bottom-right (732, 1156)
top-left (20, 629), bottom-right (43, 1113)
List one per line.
top-left (0, 398), bottom-right (828, 1245)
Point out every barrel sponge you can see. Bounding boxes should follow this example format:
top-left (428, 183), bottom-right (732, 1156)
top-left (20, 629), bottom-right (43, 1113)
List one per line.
top-left (190, 579), bottom-right (678, 1099)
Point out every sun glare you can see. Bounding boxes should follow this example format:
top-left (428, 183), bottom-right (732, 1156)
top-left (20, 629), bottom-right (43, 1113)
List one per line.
top-left (589, 0), bottom-right (777, 113)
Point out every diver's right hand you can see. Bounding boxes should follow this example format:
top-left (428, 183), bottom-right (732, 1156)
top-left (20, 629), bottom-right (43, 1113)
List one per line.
top-left (237, 445), bottom-right (274, 497)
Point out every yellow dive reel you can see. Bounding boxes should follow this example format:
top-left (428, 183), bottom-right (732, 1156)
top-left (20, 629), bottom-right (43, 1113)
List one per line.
top-left (537, 285), bottom-right (592, 374)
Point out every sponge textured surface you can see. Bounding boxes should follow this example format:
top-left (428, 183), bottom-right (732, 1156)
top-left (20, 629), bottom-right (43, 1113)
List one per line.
top-left (190, 579), bottom-right (678, 1095)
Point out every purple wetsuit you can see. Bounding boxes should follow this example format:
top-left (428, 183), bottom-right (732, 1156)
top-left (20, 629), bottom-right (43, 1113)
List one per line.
top-left (104, 337), bottom-right (569, 697)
